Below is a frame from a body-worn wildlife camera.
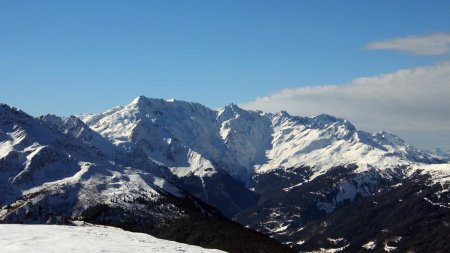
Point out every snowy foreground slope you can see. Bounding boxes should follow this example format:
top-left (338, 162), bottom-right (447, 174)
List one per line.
top-left (0, 224), bottom-right (225, 253)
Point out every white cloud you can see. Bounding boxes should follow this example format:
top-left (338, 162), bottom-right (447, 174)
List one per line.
top-left (366, 33), bottom-right (450, 56)
top-left (241, 62), bottom-right (450, 149)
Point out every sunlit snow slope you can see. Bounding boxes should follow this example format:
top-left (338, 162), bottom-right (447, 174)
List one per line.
top-left (0, 224), bottom-right (225, 253)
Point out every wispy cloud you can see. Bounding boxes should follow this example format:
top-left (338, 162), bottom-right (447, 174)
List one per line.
top-left (241, 62), bottom-right (450, 149)
top-left (366, 33), bottom-right (450, 56)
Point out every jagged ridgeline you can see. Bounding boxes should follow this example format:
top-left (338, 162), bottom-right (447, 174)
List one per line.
top-left (1, 97), bottom-right (449, 253)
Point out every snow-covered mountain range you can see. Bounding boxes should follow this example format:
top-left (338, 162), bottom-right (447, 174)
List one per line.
top-left (1, 96), bottom-right (449, 252)
top-left (79, 96), bottom-right (445, 182)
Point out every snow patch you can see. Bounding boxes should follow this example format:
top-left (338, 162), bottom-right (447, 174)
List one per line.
top-left (362, 240), bottom-right (376, 250)
top-left (384, 244), bottom-right (397, 252)
top-left (272, 224), bottom-right (289, 233)
top-left (309, 244), bottom-right (350, 253)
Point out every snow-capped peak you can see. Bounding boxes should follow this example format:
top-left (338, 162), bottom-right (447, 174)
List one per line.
top-left (130, 95), bottom-right (146, 105)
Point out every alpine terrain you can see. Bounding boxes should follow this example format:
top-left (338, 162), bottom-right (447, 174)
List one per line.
top-left (1, 96), bottom-right (449, 253)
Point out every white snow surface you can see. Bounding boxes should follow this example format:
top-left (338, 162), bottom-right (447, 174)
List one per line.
top-left (362, 240), bottom-right (376, 250)
top-left (413, 164), bottom-right (450, 185)
top-left (0, 224), bottom-right (225, 253)
top-left (384, 244), bottom-right (397, 252)
top-left (307, 244), bottom-right (349, 253)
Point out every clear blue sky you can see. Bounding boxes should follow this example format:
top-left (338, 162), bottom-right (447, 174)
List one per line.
top-left (0, 0), bottom-right (449, 116)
